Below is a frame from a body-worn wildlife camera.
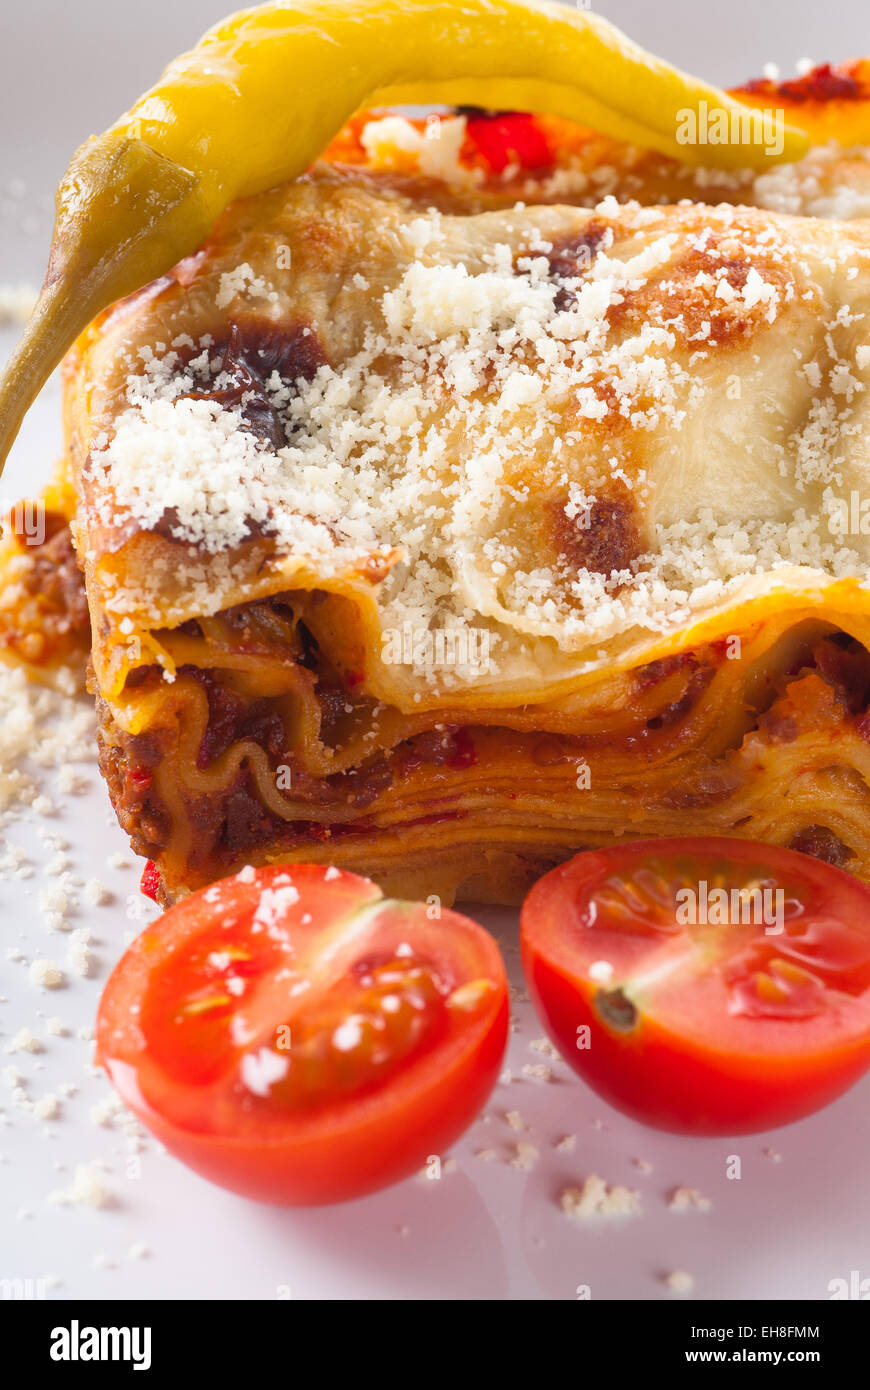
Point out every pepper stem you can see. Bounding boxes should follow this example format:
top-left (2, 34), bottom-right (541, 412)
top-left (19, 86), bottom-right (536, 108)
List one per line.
top-left (0, 133), bottom-right (206, 477)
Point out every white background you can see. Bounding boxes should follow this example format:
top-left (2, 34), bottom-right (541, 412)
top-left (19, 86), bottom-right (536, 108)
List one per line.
top-left (2, 0), bottom-right (870, 1301)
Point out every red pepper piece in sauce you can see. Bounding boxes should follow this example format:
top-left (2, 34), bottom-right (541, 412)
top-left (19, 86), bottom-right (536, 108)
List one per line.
top-left (464, 111), bottom-right (554, 174)
top-left (140, 860), bottom-right (161, 901)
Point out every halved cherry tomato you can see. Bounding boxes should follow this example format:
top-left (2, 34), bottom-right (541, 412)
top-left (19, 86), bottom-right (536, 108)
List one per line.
top-left (97, 865), bottom-right (508, 1204)
top-left (521, 838), bottom-right (870, 1135)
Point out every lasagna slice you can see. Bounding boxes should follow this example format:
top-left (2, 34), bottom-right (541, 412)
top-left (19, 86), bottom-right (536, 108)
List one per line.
top-left (63, 102), bottom-right (870, 906)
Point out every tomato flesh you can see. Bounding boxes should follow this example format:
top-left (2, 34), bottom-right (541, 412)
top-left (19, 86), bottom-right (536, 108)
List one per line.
top-left (97, 865), bottom-right (508, 1203)
top-left (521, 838), bottom-right (870, 1134)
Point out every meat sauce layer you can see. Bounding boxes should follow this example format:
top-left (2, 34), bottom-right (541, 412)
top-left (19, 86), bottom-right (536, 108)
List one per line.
top-left (98, 625), bottom-right (870, 877)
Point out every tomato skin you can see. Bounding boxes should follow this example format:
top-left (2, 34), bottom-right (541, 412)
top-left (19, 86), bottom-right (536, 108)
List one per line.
top-left (521, 839), bottom-right (870, 1136)
top-left (524, 947), bottom-right (870, 1135)
top-left (104, 996), bottom-right (508, 1205)
top-left (97, 865), bottom-right (508, 1205)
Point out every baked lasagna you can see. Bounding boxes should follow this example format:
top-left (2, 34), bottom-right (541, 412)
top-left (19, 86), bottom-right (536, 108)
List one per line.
top-left (0, 473), bottom-right (90, 678)
top-left (57, 77), bottom-right (870, 905)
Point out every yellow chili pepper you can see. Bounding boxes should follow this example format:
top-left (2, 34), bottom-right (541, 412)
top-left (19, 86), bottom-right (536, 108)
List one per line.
top-left (0, 0), bottom-right (809, 474)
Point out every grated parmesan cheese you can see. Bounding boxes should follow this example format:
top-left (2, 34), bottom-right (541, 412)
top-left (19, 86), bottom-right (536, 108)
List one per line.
top-left (4, 1028), bottom-right (42, 1054)
top-left (48, 1163), bottom-right (111, 1209)
top-left (668, 1186), bottom-right (712, 1213)
top-left (83, 185), bottom-right (870, 693)
top-left (29, 960), bottom-right (64, 990)
top-left (560, 1175), bottom-right (641, 1219)
top-left (509, 1141), bottom-right (540, 1171)
top-left (33, 1093), bottom-right (60, 1121)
